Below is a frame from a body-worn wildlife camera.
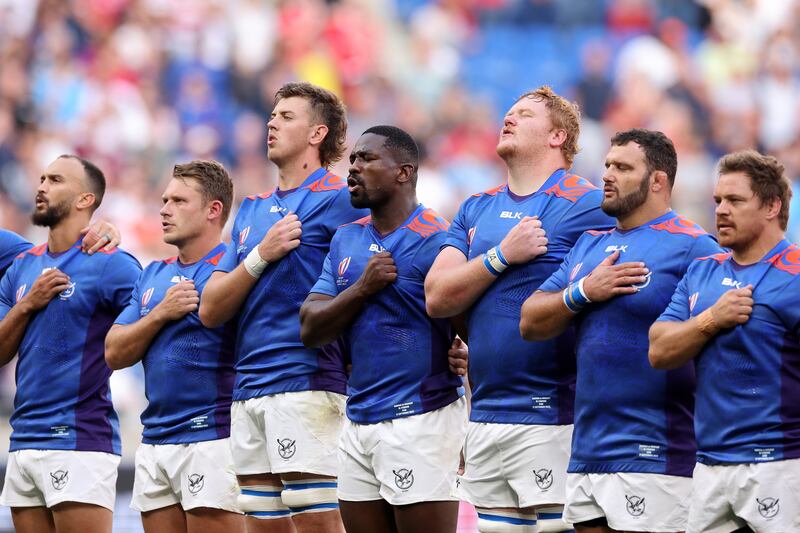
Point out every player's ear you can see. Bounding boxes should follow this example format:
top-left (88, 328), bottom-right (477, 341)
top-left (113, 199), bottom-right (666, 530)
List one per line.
top-left (764, 197), bottom-right (782, 223)
top-left (76, 192), bottom-right (96, 211)
top-left (397, 163), bottom-right (415, 184)
top-left (651, 170), bottom-right (669, 193)
top-left (309, 124), bottom-right (329, 148)
top-left (549, 128), bottom-right (567, 149)
top-left (207, 199), bottom-right (224, 222)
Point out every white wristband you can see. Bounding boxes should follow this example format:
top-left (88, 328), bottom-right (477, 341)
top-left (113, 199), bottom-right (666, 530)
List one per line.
top-left (577, 276), bottom-right (592, 303)
top-left (485, 247), bottom-right (508, 274)
top-left (243, 247), bottom-right (269, 278)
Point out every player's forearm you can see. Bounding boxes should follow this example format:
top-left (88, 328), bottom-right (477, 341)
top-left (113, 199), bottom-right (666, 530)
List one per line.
top-left (0, 303), bottom-right (34, 366)
top-left (300, 289), bottom-right (368, 348)
top-left (648, 317), bottom-right (711, 370)
top-left (520, 290), bottom-right (574, 341)
top-left (104, 315), bottom-right (168, 370)
top-left (199, 266), bottom-right (258, 327)
top-left (424, 258), bottom-right (497, 318)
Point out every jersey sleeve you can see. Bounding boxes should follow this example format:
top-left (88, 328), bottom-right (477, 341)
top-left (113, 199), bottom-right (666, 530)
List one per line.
top-left (0, 230), bottom-right (31, 279)
top-left (309, 252), bottom-right (338, 297)
top-left (321, 188), bottom-right (369, 238)
top-left (657, 270), bottom-right (692, 323)
top-left (0, 260), bottom-right (18, 321)
top-left (216, 208), bottom-right (245, 274)
top-left (114, 271), bottom-right (143, 326)
top-left (442, 200), bottom-right (470, 256)
top-left (538, 240), bottom-right (581, 292)
top-left (552, 191), bottom-right (615, 249)
top-left (101, 251), bottom-right (142, 312)
top-left (411, 232), bottom-right (448, 279)
top-left (684, 234), bottom-right (723, 266)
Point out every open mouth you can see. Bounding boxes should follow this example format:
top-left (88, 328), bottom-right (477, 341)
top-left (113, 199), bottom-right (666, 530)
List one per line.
top-left (347, 176), bottom-right (363, 194)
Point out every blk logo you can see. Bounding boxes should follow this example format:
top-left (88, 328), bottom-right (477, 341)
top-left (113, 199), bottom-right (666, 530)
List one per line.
top-left (605, 245), bottom-right (628, 253)
top-left (50, 470), bottom-right (68, 490)
top-left (625, 494), bottom-right (645, 516)
top-left (722, 277), bottom-right (742, 289)
top-left (141, 287), bottom-right (155, 306)
top-left (533, 468), bottom-right (553, 490)
top-left (270, 205), bottom-right (287, 214)
top-left (756, 497), bottom-right (780, 519)
top-left (499, 211), bottom-right (522, 219)
top-left (368, 243), bottom-right (385, 253)
top-left (188, 473), bottom-right (205, 494)
top-left (393, 468), bottom-right (414, 490)
top-left (277, 438), bottom-right (296, 459)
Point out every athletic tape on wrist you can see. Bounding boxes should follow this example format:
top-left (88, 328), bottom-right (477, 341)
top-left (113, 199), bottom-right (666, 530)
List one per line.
top-left (244, 247), bottom-right (269, 278)
top-left (563, 277), bottom-right (591, 313)
top-left (484, 246), bottom-right (508, 276)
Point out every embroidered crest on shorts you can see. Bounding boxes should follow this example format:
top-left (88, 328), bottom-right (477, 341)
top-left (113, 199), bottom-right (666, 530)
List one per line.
top-left (277, 438), bottom-right (296, 459)
top-left (50, 470), bottom-right (68, 490)
top-left (188, 473), bottom-right (205, 494)
top-left (393, 468), bottom-right (414, 490)
top-left (756, 497), bottom-right (780, 519)
top-left (625, 494), bottom-right (645, 516)
top-left (533, 468), bottom-right (553, 490)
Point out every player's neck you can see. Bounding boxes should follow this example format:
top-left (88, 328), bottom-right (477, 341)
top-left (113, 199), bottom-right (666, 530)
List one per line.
top-left (47, 215), bottom-right (90, 253)
top-left (505, 155), bottom-right (566, 196)
top-left (177, 231), bottom-right (223, 264)
top-left (276, 154), bottom-right (324, 190)
top-left (732, 227), bottom-right (785, 265)
top-left (371, 194), bottom-right (419, 236)
top-left (617, 201), bottom-right (671, 231)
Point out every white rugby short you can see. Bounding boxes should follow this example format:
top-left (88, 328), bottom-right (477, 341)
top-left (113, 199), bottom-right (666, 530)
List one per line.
top-left (688, 458), bottom-right (800, 533)
top-left (565, 472), bottom-right (691, 532)
top-left (0, 449), bottom-right (119, 510)
top-left (130, 438), bottom-right (240, 513)
top-left (454, 422), bottom-right (572, 509)
top-left (338, 397), bottom-right (468, 505)
top-left (230, 390), bottom-right (346, 477)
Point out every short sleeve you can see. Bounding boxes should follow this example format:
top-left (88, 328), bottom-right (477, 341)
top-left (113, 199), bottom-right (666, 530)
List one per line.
top-left (538, 243), bottom-right (579, 292)
top-left (114, 271), bottom-right (143, 326)
top-left (309, 252), bottom-right (338, 297)
top-left (657, 271), bottom-right (692, 323)
top-left (0, 260), bottom-right (18, 321)
top-left (101, 251), bottom-right (142, 312)
top-left (0, 230), bottom-right (31, 279)
top-left (442, 201), bottom-right (470, 256)
top-left (322, 188), bottom-right (369, 238)
top-left (684, 234), bottom-right (723, 266)
top-left (216, 208), bottom-right (245, 274)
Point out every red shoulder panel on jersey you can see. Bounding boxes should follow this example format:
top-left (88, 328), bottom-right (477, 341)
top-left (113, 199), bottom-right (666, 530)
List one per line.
top-left (341, 215), bottom-right (372, 228)
top-left (247, 190), bottom-right (275, 200)
top-left (649, 216), bottom-right (706, 238)
top-left (541, 174), bottom-right (597, 203)
top-left (586, 228), bottom-right (615, 236)
top-left (205, 251), bottom-right (225, 266)
top-left (472, 184), bottom-right (507, 197)
top-left (17, 243), bottom-right (47, 259)
top-left (765, 244), bottom-right (800, 275)
top-left (162, 256), bottom-right (179, 264)
top-left (306, 172), bottom-right (346, 193)
top-left (697, 252), bottom-right (731, 264)
top-left (405, 209), bottom-right (449, 238)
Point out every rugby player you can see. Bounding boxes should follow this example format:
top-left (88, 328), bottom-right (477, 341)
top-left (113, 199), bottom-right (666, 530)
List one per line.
top-left (105, 160), bottom-right (244, 533)
top-left (650, 150), bottom-right (800, 533)
top-left (199, 82), bottom-right (367, 533)
top-left (299, 125), bottom-right (467, 533)
top-left (520, 129), bottom-right (721, 532)
top-left (425, 86), bottom-right (614, 532)
top-left (0, 155), bottom-right (141, 533)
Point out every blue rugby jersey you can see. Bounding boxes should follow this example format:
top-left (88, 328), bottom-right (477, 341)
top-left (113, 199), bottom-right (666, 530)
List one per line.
top-left (443, 169), bottom-right (614, 425)
top-left (0, 241), bottom-right (141, 454)
top-left (0, 230), bottom-right (32, 279)
top-left (539, 211), bottom-right (721, 476)
top-left (310, 205), bottom-right (464, 424)
top-left (115, 243), bottom-right (236, 444)
top-left (658, 239), bottom-right (800, 465)
top-left (216, 168), bottom-right (368, 401)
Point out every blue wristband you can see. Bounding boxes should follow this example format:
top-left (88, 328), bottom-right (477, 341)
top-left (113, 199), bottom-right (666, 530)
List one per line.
top-left (563, 277), bottom-right (591, 313)
top-left (483, 254), bottom-right (502, 276)
top-left (494, 245), bottom-right (509, 267)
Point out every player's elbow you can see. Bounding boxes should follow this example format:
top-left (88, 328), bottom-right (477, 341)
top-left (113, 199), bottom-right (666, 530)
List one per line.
top-left (519, 297), bottom-right (552, 341)
top-left (198, 300), bottom-right (224, 329)
top-left (424, 286), bottom-right (458, 318)
top-left (298, 305), bottom-right (325, 348)
top-left (104, 339), bottom-right (127, 370)
top-left (647, 325), bottom-right (673, 370)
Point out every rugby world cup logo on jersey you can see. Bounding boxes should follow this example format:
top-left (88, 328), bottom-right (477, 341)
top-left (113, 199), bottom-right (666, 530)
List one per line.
top-left (625, 494), bottom-right (645, 516)
top-left (50, 470), bottom-right (68, 490)
top-left (533, 468), bottom-right (553, 490)
top-left (756, 497), bottom-right (779, 519)
top-left (188, 473), bottom-right (205, 495)
top-left (467, 227), bottom-right (476, 247)
top-left (569, 263), bottom-right (583, 282)
top-left (15, 284), bottom-right (26, 303)
top-left (141, 287), bottom-right (155, 307)
top-left (237, 226), bottom-right (251, 253)
top-left (689, 292), bottom-right (699, 313)
top-left (277, 438), bottom-right (296, 459)
top-left (338, 257), bottom-right (351, 277)
top-left (393, 468), bottom-right (414, 490)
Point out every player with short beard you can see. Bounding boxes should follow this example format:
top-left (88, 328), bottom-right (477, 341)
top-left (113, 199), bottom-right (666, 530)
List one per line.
top-left (425, 87), bottom-right (613, 532)
top-left (0, 155), bottom-right (141, 533)
top-left (521, 129), bottom-right (721, 533)
top-left (651, 150), bottom-right (800, 533)
top-left (105, 160), bottom-right (244, 533)
top-left (200, 82), bottom-right (367, 533)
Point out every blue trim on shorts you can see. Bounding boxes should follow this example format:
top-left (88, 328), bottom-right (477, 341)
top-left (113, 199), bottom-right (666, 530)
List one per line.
top-left (538, 512), bottom-right (563, 520)
top-left (240, 489), bottom-right (282, 497)
top-left (283, 482), bottom-right (337, 490)
top-left (477, 512), bottom-right (537, 526)
top-left (246, 510), bottom-right (291, 517)
top-left (289, 503), bottom-right (340, 513)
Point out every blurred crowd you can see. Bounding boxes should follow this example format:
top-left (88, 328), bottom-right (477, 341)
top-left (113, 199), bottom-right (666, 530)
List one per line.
top-left (1, 0), bottom-right (800, 262)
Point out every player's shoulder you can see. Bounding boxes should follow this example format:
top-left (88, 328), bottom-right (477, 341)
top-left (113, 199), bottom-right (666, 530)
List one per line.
top-left (338, 215), bottom-right (372, 232)
top-left (304, 171), bottom-right (347, 194)
top-left (764, 242), bottom-right (800, 277)
top-left (98, 246), bottom-right (142, 270)
top-left (688, 251), bottom-right (731, 276)
top-left (15, 243), bottom-right (47, 261)
top-left (404, 208), bottom-right (449, 240)
top-left (648, 213), bottom-right (708, 239)
top-left (541, 172), bottom-right (599, 203)
top-left (470, 183), bottom-right (507, 200)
